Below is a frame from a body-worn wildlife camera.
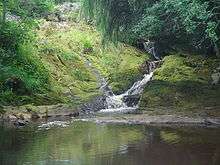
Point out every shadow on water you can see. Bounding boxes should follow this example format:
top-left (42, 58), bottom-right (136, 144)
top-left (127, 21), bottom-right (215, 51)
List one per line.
top-left (0, 122), bottom-right (220, 165)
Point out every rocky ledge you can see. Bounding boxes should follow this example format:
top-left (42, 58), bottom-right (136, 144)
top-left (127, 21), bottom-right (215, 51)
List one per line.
top-left (0, 104), bottom-right (80, 127)
top-left (74, 114), bottom-right (220, 127)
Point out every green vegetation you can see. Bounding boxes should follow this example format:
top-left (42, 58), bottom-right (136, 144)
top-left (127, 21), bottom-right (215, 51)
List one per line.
top-left (0, 0), bottom-right (147, 106)
top-left (83, 0), bottom-right (220, 57)
top-left (140, 55), bottom-right (220, 111)
top-left (88, 45), bottom-right (147, 93)
top-left (82, 0), bottom-right (220, 114)
top-left (0, 0), bottom-right (219, 117)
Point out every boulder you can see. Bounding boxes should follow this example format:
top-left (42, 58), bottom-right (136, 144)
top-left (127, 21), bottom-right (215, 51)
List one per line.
top-left (31, 111), bottom-right (40, 119)
top-left (14, 119), bottom-right (26, 127)
top-left (80, 96), bottom-right (107, 113)
top-left (122, 95), bottom-right (140, 107)
top-left (211, 67), bottom-right (220, 85)
top-left (67, 112), bottom-right (80, 117)
top-left (212, 72), bottom-right (220, 85)
top-left (8, 115), bottom-right (17, 121)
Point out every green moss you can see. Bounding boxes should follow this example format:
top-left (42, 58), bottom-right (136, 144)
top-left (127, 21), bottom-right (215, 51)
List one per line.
top-left (0, 9), bottom-right (148, 107)
top-left (88, 45), bottom-right (149, 94)
top-left (140, 54), bottom-right (220, 111)
top-left (35, 20), bottom-right (148, 105)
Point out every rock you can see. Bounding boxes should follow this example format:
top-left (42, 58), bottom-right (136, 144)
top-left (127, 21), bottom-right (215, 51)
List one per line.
top-left (14, 119), bottom-right (26, 127)
top-left (8, 115), bottom-right (17, 121)
top-left (83, 47), bottom-right (93, 54)
top-left (18, 114), bottom-right (25, 120)
top-left (46, 13), bottom-right (59, 22)
top-left (80, 96), bottom-right (107, 113)
top-left (139, 60), bottom-right (162, 74)
top-left (211, 71), bottom-right (220, 85)
top-left (17, 113), bottom-right (31, 121)
top-left (0, 105), bottom-right (5, 114)
top-left (67, 112), bottom-right (79, 117)
top-left (122, 95), bottom-right (140, 107)
top-left (6, 12), bottom-right (20, 22)
top-left (56, 2), bottom-right (81, 14)
top-left (31, 112), bottom-right (40, 119)
top-left (142, 40), bottom-right (162, 60)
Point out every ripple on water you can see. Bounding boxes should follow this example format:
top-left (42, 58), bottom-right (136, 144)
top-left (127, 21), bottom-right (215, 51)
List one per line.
top-left (38, 121), bottom-right (69, 130)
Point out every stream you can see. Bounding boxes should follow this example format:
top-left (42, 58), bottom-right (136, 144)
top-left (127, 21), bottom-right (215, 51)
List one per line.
top-left (82, 57), bottom-right (157, 114)
top-left (0, 121), bottom-right (220, 165)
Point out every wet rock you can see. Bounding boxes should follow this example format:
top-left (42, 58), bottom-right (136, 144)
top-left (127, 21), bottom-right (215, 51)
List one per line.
top-left (80, 96), bottom-right (107, 113)
top-left (14, 119), bottom-right (26, 127)
top-left (211, 67), bottom-right (220, 85)
top-left (122, 95), bottom-right (140, 107)
top-left (31, 111), bottom-right (40, 119)
top-left (8, 115), bottom-right (17, 121)
top-left (67, 112), bottom-right (79, 117)
top-left (140, 60), bottom-right (162, 74)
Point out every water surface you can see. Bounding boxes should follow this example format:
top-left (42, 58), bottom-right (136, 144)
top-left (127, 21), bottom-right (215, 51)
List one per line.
top-left (0, 121), bottom-right (220, 165)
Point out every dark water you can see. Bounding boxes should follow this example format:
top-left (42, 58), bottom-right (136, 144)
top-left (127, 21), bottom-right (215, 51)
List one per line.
top-left (0, 121), bottom-right (220, 165)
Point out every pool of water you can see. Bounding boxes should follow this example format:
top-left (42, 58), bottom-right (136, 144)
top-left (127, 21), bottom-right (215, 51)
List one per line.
top-left (0, 121), bottom-right (220, 165)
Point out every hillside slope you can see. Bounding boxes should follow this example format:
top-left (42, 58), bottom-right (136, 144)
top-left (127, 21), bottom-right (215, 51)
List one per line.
top-left (0, 16), bottom-right (148, 107)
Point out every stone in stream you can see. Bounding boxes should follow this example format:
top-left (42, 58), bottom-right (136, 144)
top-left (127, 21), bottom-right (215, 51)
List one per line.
top-left (122, 95), bottom-right (140, 107)
top-left (31, 111), bottom-right (40, 119)
top-left (211, 66), bottom-right (220, 85)
top-left (7, 115), bottom-right (17, 122)
top-left (80, 96), bottom-right (107, 113)
top-left (14, 119), bottom-right (28, 127)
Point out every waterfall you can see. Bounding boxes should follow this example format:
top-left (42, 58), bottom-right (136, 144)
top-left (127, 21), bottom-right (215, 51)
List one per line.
top-left (99, 61), bottom-right (157, 113)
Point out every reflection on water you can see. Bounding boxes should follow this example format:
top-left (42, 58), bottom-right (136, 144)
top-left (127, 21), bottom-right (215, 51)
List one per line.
top-left (0, 121), bottom-right (220, 165)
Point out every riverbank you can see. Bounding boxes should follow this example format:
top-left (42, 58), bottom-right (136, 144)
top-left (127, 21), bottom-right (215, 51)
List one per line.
top-left (1, 104), bottom-right (220, 128)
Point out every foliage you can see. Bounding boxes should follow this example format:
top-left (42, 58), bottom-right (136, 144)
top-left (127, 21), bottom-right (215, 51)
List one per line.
top-left (0, 1), bottom-right (53, 106)
top-left (0, 21), bottom-right (35, 51)
top-left (0, 0), bottom-right (55, 19)
top-left (82, 0), bottom-right (220, 56)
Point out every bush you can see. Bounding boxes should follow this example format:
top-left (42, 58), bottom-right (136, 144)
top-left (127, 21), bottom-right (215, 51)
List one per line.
top-left (0, 22), bottom-right (33, 51)
top-left (9, 0), bottom-right (55, 18)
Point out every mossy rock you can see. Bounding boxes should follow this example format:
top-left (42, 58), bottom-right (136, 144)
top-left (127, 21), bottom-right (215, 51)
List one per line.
top-left (140, 54), bottom-right (220, 110)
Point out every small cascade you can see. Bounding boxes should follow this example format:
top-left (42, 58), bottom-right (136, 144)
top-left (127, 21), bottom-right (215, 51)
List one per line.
top-left (99, 61), bottom-right (158, 113)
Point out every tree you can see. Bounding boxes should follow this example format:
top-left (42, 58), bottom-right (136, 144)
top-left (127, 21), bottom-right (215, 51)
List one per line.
top-left (82, 0), bottom-right (220, 57)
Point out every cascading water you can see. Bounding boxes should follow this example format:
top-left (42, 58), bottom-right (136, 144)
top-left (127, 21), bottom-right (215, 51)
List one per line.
top-left (99, 61), bottom-right (158, 113)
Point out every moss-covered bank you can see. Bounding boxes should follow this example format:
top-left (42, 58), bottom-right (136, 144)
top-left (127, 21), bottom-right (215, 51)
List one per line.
top-left (140, 54), bottom-right (220, 115)
top-left (0, 19), bottom-right (147, 107)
